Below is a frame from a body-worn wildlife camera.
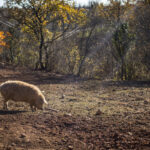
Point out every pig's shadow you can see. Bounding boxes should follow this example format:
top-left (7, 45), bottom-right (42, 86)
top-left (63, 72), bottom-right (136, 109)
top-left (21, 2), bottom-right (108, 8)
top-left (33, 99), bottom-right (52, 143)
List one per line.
top-left (0, 110), bottom-right (27, 115)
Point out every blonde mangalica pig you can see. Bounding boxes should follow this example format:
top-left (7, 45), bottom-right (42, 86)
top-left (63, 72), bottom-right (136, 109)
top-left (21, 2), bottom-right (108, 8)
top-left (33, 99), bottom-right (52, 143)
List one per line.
top-left (0, 80), bottom-right (48, 111)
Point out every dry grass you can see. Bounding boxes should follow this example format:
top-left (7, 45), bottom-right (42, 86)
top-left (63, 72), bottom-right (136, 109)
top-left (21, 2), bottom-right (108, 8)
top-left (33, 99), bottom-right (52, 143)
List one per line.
top-left (39, 80), bottom-right (150, 117)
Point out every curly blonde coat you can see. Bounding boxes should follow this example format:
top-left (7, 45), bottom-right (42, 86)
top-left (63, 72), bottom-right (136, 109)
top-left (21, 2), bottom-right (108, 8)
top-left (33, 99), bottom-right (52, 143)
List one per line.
top-left (0, 80), bottom-right (47, 111)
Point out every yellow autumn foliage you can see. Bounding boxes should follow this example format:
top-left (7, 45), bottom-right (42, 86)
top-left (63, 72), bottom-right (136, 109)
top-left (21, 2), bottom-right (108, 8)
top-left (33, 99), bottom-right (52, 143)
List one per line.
top-left (19, 0), bottom-right (86, 40)
top-left (0, 31), bottom-right (7, 53)
top-left (0, 31), bottom-right (6, 47)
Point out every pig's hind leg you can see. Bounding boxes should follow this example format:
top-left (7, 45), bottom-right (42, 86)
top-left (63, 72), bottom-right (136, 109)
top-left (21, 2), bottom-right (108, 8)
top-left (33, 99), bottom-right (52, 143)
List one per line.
top-left (3, 99), bottom-right (9, 110)
top-left (30, 104), bottom-right (36, 112)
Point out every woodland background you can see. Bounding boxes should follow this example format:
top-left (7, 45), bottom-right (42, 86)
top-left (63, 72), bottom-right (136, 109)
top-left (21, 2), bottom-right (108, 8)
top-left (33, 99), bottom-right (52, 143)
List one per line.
top-left (0, 0), bottom-right (150, 80)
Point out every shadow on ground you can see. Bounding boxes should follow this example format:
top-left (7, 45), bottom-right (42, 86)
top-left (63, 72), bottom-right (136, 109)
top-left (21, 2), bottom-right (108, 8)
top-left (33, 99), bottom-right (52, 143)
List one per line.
top-left (0, 67), bottom-right (149, 93)
top-left (0, 110), bottom-right (27, 115)
top-left (102, 80), bottom-right (150, 88)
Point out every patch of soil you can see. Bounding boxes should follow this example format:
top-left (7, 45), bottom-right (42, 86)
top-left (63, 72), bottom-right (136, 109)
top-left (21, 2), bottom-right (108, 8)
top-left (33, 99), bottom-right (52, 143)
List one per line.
top-left (0, 68), bottom-right (150, 149)
top-left (0, 111), bottom-right (150, 150)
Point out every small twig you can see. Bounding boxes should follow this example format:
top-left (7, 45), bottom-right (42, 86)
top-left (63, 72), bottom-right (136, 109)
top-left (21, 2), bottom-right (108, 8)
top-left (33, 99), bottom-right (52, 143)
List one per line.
top-left (45, 108), bottom-right (59, 112)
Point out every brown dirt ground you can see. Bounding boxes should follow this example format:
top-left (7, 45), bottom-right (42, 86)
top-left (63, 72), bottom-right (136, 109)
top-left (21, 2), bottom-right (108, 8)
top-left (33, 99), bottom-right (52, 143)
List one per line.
top-left (0, 67), bottom-right (150, 150)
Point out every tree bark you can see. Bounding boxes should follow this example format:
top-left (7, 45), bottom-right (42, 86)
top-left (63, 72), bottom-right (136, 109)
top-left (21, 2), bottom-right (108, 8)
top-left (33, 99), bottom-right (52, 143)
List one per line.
top-left (35, 29), bottom-right (45, 70)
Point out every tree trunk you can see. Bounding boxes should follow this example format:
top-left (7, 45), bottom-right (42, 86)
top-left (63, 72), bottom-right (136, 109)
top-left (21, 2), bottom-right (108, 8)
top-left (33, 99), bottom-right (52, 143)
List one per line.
top-left (35, 31), bottom-right (45, 70)
top-left (9, 47), bottom-right (14, 63)
top-left (77, 26), bottom-right (95, 76)
top-left (44, 45), bottom-right (49, 71)
top-left (121, 57), bottom-right (124, 80)
top-left (77, 56), bottom-right (85, 76)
